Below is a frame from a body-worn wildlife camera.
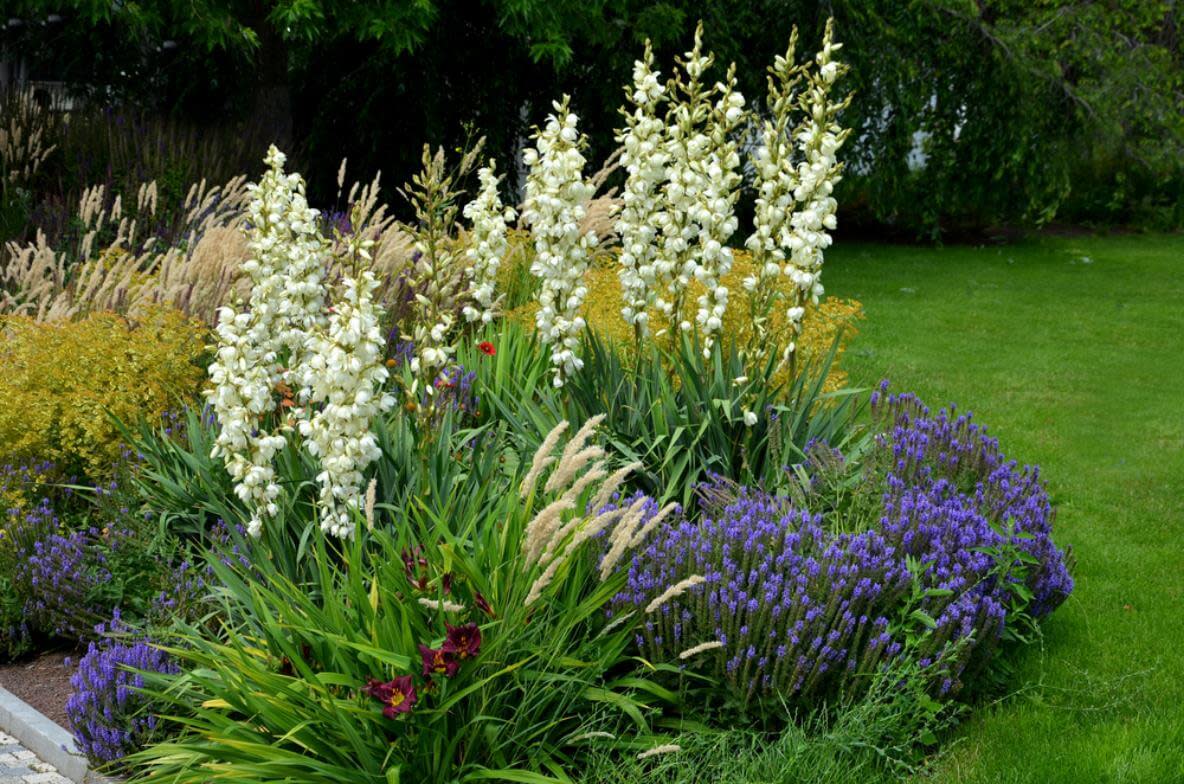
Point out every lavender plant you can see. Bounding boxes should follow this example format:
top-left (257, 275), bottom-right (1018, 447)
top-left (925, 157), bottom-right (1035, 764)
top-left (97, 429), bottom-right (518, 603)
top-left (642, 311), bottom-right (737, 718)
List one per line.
top-left (611, 385), bottom-right (1073, 714)
top-left (6, 498), bottom-right (110, 640)
top-left (66, 613), bottom-right (179, 766)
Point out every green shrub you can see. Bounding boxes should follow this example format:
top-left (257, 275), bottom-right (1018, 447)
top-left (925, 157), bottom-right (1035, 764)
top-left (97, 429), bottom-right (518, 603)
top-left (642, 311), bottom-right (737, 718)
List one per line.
top-left (0, 308), bottom-right (206, 481)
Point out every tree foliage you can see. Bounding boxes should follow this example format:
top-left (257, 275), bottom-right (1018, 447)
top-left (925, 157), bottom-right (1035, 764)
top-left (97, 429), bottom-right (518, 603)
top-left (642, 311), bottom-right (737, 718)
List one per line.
top-left (5, 0), bottom-right (1181, 236)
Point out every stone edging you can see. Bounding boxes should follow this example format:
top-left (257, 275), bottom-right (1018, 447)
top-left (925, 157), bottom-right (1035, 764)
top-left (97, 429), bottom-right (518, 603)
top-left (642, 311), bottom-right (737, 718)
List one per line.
top-left (0, 685), bottom-right (115, 784)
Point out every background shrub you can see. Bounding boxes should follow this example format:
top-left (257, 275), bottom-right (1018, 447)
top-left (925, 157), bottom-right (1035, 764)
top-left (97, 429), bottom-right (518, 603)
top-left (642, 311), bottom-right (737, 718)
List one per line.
top-left (507, 249), bottom-right (864, 394)
top-left (0, 308), bottom-right (205, 480)
top-left (7, 2), bottom-right (1177, 236)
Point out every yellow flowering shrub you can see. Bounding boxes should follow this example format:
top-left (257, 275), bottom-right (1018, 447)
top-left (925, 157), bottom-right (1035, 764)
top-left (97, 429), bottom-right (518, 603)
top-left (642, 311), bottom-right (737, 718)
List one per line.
top-left (506, 248), bottom-right (862, 392)
top-left (0, 308), bottom-right (207, 480)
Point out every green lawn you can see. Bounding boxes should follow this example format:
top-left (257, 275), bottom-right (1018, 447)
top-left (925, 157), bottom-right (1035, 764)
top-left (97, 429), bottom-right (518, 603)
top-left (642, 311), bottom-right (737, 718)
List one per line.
top-left (824, 234), bottom-right (1184, 783)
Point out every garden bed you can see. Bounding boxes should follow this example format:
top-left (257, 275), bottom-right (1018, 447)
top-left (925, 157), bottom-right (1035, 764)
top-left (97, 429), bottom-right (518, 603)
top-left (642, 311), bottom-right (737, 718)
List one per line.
top-left (0, 18), bottom-right (1081, 784)
top-left (0, 652), bottom-right (75, 730)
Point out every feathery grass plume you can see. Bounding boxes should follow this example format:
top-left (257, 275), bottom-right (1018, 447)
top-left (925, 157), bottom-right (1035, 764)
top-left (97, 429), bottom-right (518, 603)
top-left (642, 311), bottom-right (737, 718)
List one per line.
top-left (529, 504), bottom-right (624, 606)
top-left (645, 575), bottom-right (706, 613)
top-left (629, 501), bottom-right (678, 548)
top-left (560, 460), bottom-right (608, 502)
top-left (523, 496), bottom-right (578, 567)
top-left (567, 731), bottom-right (616, 742)
top-left (540, 505), bottom-right (623, 569)
top-left (2, 174), bottom-right (250, 322)
top-left (0, 89), bottom-right (57, 194)
top-left (579, 150), bottom-right (623, 245)
top-left (544, 444), bottom-right (606, 494)
top-left (559, 414), bottom-right (607, 467)
top-left (678, 640), bottom-right (724, 660)
top-left (519, 420), bottom-right (570, 498)
top-left (556, 506), bottom-right (624, 565)
top-left (590, 460), bottom-right (642, 512)
top-left (418, 598), bottom-right (466, 613)
top-left (599, 496), bottom-right (651, 580)
top-left (637, 744), bottom-right (682, 760)
top-left (531, 454), bottom-right (611, 565)
top-left (524, 554), bottom-right (564, 607)
top-left (364, 478), bottom-right (377, 532)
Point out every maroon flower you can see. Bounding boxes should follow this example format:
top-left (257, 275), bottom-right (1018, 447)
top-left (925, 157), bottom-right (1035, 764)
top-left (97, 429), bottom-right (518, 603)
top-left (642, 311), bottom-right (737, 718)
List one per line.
top-left (441, 572), bottom-right (453, 595)
top-left (443, 623), bottom-right (482, 659)
top-left (402, 546), bottom-right (429, 591)
top-left (474, 591), bottom-right (495, 618)
top-left (364, 675), bottom-right (417, 718)
top-left (478, 341), bottom-right (496, 356)
top-left (418, 644), bottom-right (459, 678)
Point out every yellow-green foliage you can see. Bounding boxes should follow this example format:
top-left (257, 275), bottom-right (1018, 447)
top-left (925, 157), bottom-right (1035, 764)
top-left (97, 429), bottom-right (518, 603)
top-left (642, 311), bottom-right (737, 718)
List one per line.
top-left (0, 308), bottom-right (206, 479)
top-left (507, 247), bottom-right (863, 391)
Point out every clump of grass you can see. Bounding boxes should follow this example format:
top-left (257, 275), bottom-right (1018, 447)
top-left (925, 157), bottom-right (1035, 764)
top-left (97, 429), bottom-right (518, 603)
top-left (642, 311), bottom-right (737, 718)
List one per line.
top-left (581, 656), bottom-right (960, 783)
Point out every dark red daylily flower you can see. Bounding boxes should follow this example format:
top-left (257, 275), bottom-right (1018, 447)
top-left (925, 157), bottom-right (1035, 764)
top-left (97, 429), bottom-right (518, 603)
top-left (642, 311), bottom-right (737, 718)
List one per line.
top-left (443, 623), bottom-right (482, 659)
top-left (474, 591), bottom-right (495, 618)
top-left (364, 676), bottom-right (417, 718)
top-left (441, 572), bottom-right (453, 595)
top-left (478, 341), bottom-right (496, 356)
top-left (418, 644), bottom-right (459, 678)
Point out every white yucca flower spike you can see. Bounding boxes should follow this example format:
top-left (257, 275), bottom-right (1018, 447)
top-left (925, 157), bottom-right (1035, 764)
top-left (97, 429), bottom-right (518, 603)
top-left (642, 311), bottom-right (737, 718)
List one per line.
top-left (522, 96), bottom-right (599, 387)
top-left (206, 145), bottom-right (329, 536)
top-left (462, 160), bottom-right (515, 324)
top-left (615, 40), bottom-right (668, 341)
top-left (650, 23), bottom-right (744, 345)
top-left (693, 61), bottom-right (745, 357)
top-left (746, 19), bottom-right (849, 367)
top-left (298, 268), bottom-right (395, 537)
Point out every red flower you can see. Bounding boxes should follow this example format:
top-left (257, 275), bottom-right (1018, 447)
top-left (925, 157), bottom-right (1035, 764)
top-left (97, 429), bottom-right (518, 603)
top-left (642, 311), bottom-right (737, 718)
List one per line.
top-left (364, 676), bottom-right (417, 717)
top-left (418, 644), bottom-right (459, 677)
top-left (474, 591), bottom-right (495, 618)
top-left (443, 623), bottom-right (482, 659)
top-left (477, 341), bottom-right (496, 356)
top-left (402, 547), bottom-right (429, 591)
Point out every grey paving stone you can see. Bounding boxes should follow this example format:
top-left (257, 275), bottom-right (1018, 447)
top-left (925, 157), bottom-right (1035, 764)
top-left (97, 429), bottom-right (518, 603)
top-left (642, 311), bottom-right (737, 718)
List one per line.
top-left (24, 773), bottom-right (73, 783)
top-left (0, 734), bottom-right (66, 784)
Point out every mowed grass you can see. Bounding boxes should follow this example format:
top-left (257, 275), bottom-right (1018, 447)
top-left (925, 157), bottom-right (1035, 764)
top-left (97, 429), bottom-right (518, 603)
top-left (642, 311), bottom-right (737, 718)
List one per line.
top-left (823, 234), bottom-right (1184, 784)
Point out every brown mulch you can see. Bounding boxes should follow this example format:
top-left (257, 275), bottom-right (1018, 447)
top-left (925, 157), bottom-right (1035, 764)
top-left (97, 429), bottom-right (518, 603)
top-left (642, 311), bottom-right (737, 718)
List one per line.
top-left (0, 651), bottom-right (76, 729)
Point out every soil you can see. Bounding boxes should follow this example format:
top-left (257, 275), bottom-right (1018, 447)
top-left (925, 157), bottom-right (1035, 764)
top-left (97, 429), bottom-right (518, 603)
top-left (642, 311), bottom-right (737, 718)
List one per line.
top-left (0, 651), bottom-right (76, 729)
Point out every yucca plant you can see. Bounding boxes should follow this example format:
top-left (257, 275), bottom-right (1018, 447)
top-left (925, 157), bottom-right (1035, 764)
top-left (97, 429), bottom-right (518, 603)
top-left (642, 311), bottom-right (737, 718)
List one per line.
top-left (489, 330), bottom-right (867, 508)
top-left (124, 404), bottom-right (508, 580)
top-left (125, 418), bottom-right (681, 783)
